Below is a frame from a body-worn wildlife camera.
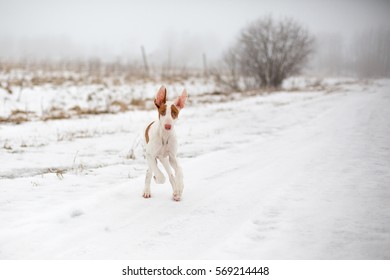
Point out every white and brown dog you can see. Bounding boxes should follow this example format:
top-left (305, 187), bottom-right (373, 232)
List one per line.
top-left (143, 85), bottom-right (187, 201)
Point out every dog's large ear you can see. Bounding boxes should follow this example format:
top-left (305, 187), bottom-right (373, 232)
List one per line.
top-left (174, 89), bottom-right (187, 109)
top-left (154, 85), bottom-right (167, 108)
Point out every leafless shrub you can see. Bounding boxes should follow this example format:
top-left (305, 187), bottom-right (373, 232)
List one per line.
top-left (220, 16), bottom-right (315, 90)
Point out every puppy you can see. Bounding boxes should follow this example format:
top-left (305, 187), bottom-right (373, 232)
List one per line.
top-left (143, 86), bottom-right (187, 201)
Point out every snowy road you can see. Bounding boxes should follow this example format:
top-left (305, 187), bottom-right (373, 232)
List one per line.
top-left (0, 80), bottom-right (389, 259)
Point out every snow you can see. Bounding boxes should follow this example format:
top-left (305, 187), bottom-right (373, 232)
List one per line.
top-left (0, 78), bottom-right (389, 259)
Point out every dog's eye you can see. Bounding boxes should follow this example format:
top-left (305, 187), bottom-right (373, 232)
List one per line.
top-left (158, 104), bottom-right (167, 116)
top-left (171, 105), bottom-right (179, 119)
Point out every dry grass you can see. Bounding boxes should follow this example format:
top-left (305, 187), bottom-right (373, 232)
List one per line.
top-left (69, 105), bottom-right (83, 115)
top-left (0, 109), bottom-right (35, 124)
top-left (42, 107), bottom-right (70, 121)
top-left (0, 99), bottom-right (146, 124)
top-left (110, 100), bottom-right (128, 112)
top-left (26, 97), bottom-right (147, 123)
top-left (48, 168), bottom-right (66, 179)
top-left (130, 98), bottom-right (146, 108)
top-left (69, 106), bottom-right (110, 116)
top-left (56, 129), bottom-right (91, 141)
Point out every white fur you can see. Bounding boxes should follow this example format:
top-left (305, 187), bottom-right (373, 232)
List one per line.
top-left (143, 86), bottom-right (187, 201)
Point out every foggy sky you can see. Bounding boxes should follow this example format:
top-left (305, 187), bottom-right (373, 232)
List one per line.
top-left (0, 0), bottom-right (389, 65)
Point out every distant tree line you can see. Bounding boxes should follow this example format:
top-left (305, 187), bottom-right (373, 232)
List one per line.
top-left (310, 29), bottom-right (390, 79)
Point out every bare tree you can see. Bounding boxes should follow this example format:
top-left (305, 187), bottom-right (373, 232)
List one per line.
top-left (222, 16), bottom-right (314, 90)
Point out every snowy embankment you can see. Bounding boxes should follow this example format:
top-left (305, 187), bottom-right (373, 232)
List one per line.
top-left (0, 79), bottom-right (389, 259)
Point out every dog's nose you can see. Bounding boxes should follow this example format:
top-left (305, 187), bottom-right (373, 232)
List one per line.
top-left (164, 124), bottom-right (172, 130)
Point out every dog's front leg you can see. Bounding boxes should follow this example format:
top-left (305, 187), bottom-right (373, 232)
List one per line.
top-left (146, 154), bottom-right (165, 184)
top-left (169, 155), bottom-right (183, 201)
top-left (143, 154), bottom-right (165, 199)
top-left (159, 157), bottom-right (176, 193)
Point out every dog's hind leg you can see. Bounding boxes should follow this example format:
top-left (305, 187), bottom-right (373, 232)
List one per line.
top-left (143, 168), bottom-right (153, 198)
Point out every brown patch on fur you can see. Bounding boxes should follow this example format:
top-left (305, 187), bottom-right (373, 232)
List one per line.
top-left (145, 121), bottom-right (154, 143)
top-left (171, 104), bottom-right (179, 119)
top-left (156, 103), bottom-right (167, 119)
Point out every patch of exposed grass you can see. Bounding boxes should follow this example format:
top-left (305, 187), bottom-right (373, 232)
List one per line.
top-left (42, 107), bottom-right (70, 121)
top-left (48, 168), bottom-right (66, 179)
top-left (130, 98), bottom-right (146, 108)
top-left (110, 100), bottom-right (128, 112)
top-left (0, 109), bottom-right (34, 124)
top-left (69, 105), bottom-right (110, 116)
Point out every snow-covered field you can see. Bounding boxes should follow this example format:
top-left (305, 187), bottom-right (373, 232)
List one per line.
top-left (0, 78), bottom-right (389, 259)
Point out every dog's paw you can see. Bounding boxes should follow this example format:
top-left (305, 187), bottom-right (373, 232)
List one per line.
top-left (172, 193), bottom-right (181, 201)
top-left (143, 192), bottom-right (151, 198)
top-left (154, 173), bottom-right (166, 184)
